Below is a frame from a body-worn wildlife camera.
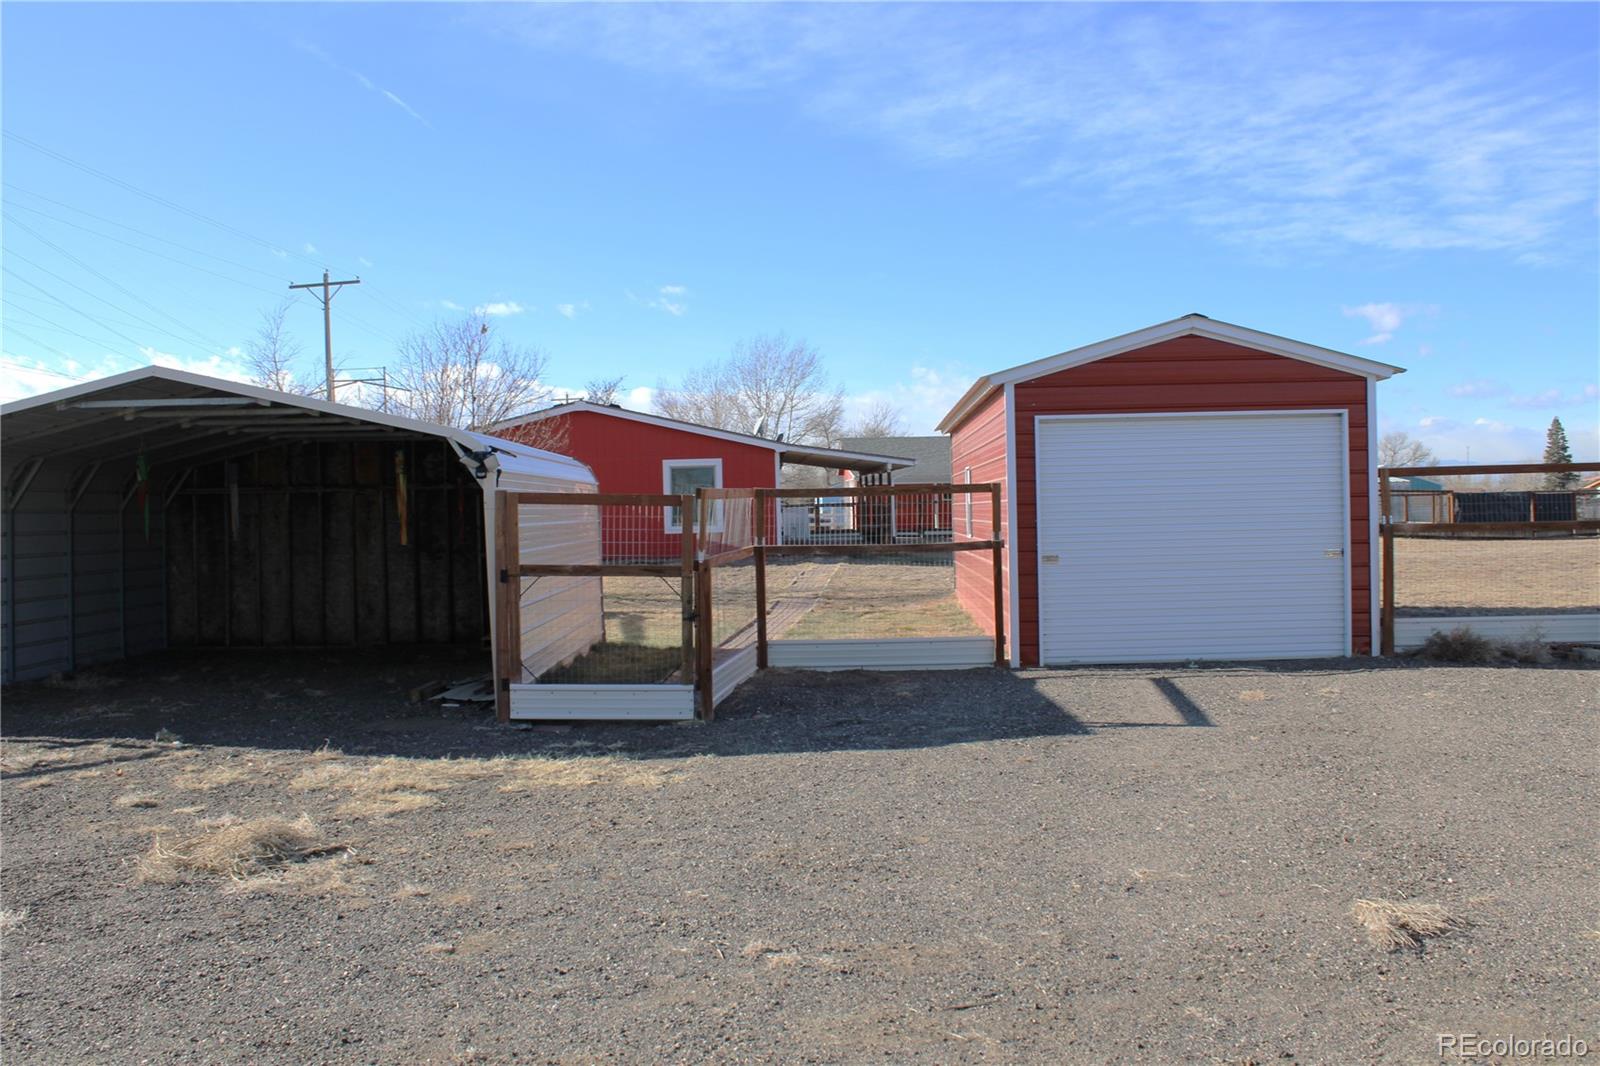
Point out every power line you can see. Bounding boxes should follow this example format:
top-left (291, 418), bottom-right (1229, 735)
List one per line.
top-left (3, 185), bottom-right (292, 281)
top-left (5, 197), bottom-right (290, 298)
top-left (2, 297), bottom-right (154, 353)
top-left (5, 212), bottom-right (229, 350)
top-left (2, 264), bottom-right (153, 350)
top-left (4, 131), bottom-right (331, 273)
top-left (1, 329), bottom-right (82, 365)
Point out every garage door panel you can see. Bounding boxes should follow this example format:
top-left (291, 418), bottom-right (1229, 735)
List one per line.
top-left (1037, 412), bottom-right (1348, 664)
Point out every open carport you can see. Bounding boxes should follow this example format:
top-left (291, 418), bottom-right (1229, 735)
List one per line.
top-left (1, 367), bottom-right (595, 685)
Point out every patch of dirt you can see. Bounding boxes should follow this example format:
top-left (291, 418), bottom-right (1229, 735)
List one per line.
top-left (1395, 535), bottom-right (1599, 614)
top-left (2, 646), bottom-right (1596, 1063)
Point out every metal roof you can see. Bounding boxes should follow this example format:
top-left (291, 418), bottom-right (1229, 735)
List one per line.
top-left (492, 400), bottom-right (916, 472)
top-left (1, 366), bottom-right (597, 485)
top-left (838, 436), bottom-right (951, 482)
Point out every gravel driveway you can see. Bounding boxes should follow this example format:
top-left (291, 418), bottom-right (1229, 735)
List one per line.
top-left (3, 648), bottom-right (1596, 1064)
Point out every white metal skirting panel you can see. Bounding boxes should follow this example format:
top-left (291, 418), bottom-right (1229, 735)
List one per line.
top-left (1395, 614), bottom-right (1600, 651)
top-left (508, 683), bottom-right (695, 721)
top-left (767, 637), bottom-right (996, 671)
top-left (1036, 412), bottom-right (1350, 665)
top-left (713, 645), bottom-right (758, 705)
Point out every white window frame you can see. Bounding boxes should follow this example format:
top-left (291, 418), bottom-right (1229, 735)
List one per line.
top-left (963, 467), bottom-right (974, 537)
top-left (662, 458), bottom-right (724, 533)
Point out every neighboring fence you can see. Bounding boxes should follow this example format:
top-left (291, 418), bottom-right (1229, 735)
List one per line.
top-left (1379, 462), bottom-right (1600, 653)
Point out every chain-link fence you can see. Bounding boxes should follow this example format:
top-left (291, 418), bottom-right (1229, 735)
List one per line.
top-left (1380, 464), bottom-right (1600, 653)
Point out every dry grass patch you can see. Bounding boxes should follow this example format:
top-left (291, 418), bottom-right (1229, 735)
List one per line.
top-left (496, 755), bottom-right (678, 792)
top-left (0, 908), bottom-right (28, 934)
top-left (139, 815), bottom-right (342, 883)
top-left (289, 756), bottom-right (499, 818)
top-left (1351, 898), bottom-right (1467, 950)
top-left (1237, 690), bottom-right (1270, 703)
top-left (114, 792), bottom-right (159, 809)
top-left (228, 852), bottom-right (363, 897)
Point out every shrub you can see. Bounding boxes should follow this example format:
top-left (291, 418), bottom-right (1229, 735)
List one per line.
top-left (1416, 627), bottom-right (1496, 663)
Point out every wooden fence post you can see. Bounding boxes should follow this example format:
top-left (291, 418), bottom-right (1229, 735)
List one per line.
top-left (680, 494), bottom-right (696, 689)
top-left (990, 483), bottom-right (1005, 667)
top-left (1379, 471), bottom-right (1394, 656)
top-left (755, 489), bottom-right (769, 669)
top-left (695, 492), bottom-right (715, 720)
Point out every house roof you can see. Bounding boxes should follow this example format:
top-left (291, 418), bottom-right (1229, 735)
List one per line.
top-left (839, 435), bottom-right (951, 482)
top-left (936, 314), bottom-right (1407, 433)
top-left (491, 400), bottom-right (916, 472)
top-left (1, 366), bottom-right (597, 486)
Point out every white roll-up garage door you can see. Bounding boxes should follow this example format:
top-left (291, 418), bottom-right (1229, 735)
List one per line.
top-left (1036, 411), bottom-right (1349, 664)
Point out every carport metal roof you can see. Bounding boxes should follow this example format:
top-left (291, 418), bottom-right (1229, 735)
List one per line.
top-left (1, 367), bottom-right (597, 485)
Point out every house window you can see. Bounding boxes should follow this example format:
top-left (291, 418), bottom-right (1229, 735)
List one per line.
top-left (663, 458), bottom-right (723, 533)
top-left (963, 467), bottom-right (973, 536)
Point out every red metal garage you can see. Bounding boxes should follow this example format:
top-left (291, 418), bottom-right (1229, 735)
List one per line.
top-left (940, 315), bottom-right (1403, 666)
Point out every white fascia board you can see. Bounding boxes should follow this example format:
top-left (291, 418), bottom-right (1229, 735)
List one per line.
top-left (493, 401), bottom-right (914, 469)
top-left (936, 315), bottom-right (1407, 433)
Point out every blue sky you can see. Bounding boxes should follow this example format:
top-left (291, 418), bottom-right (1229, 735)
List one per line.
top-left (2, 2), bottom-right (1596, 460)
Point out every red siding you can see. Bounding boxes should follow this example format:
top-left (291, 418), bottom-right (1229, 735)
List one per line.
top-left (950, 388), bottom-right (1010, 649)
top-left (498, 410), bottom-right (778, 560)
top-left (1010, 336), bottom-right (1371, 665)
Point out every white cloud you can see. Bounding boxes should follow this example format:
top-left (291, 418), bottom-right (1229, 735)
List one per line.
top-left (625, 385), bottom-right (655, 409)
top-left (138, 346), bottom-right (253, 383)
top-left (1506, 384), bottom-right (1600, 410)
top-left (296, 40), bottom-right (433, 128)
top-left (648, 285), bottom-right (688, 316)
top-left (303, 242), bottom-right (319, 255)
top-left (841, 363), bottom-right (974, 435)
top-left (490, 5), bottom-right (1598, 258)
top-left (555, 301), bottom-right (590, 319)
top-left (1446, 379), bottom-right (1505, 398)
top-left (440, 299), bottom-right (463, 311)
top-left (1342, 302), bottom-right (1407, 345)
top-left (358, 256), bottom-right (374, 267)
top-left (474, 301), bottom-right (525, 317)
top-left (1403, 412), bottom-right (1599, 463)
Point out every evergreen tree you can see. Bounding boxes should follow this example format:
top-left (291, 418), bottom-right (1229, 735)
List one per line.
top-left (1541, 417), bottom-right (1576, 489)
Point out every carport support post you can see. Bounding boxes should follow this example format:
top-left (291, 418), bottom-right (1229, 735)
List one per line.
top-left (990, 483), bottom-right (1005, 667)
top-left (1379, 471), bottom-right (1395, 656)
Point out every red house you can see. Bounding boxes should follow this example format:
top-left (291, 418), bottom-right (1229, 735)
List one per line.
top-left (939, 315), bottom-right (1403, 667)
top-left (492, 402), bottom-right (912, 561)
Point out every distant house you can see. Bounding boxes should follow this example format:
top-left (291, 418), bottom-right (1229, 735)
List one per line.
top-left (490, 402), bottom-right (911, 558)
top-left (834, 435), bottom-right (955, 538)
top-left (1387, 474), bottom-right (1447, 522)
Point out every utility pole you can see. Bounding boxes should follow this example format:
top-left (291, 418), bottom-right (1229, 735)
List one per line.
top-left (288, 270), bottom-right (360, 401)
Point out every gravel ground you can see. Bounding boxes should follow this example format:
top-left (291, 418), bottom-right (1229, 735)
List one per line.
top-left (3, 647), bottom-right (1597, 1064)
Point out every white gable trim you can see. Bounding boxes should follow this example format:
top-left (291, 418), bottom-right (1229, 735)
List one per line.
top-left (493, 401), bottom-right (914, 468)
top-left (937, 315), bottom-right (1405, 433)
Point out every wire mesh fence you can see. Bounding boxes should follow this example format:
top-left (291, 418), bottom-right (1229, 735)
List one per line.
top-left (1380, 464), bottom-right (1600, 653)
top-left (760, 549), bottom-right (980, 641)
top-left (506, 494), bottom-right (693, 688)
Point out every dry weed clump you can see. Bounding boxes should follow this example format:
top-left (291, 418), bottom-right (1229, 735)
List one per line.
top-left (1416, 627), bottom-right (1497, 662)
top-left (114, 792), bottom-right (159, 809)
top-left (496, 755), bottom-right (676, 793)
top-left (1351, 898), bottom-right (1467, 950)
top-left (290, 756), bottom-right (499, 818)
top-left (139, 815), bottom-right (340, 883)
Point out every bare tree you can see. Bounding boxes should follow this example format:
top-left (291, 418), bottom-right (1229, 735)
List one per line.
top-left (389, 315), bottom-right (562, 447)
top-left (844, 399), bottom-right (904, 440)
top-left (244, 300), bottom-right (315, 396)
top-left (585, 375), bottom-right (625, 406)
top-left (655, 333), bottom-right (844, 445)
top-left (1378, 431), bottom-right (1436, 468)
